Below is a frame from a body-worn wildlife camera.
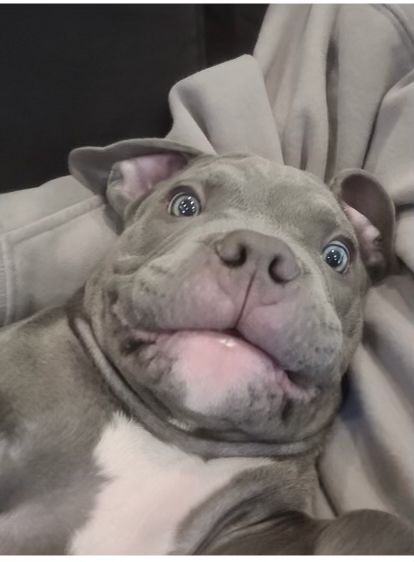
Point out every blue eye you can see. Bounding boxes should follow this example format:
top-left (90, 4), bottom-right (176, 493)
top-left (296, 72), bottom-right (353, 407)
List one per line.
top-left (322, 241), bottom-right (350, 273)
top-left (168, 192), bottom-right (201, 217)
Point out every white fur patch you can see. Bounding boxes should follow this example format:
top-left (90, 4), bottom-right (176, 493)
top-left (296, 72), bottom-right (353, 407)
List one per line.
top-left (69, 413), bottom-right (271, 554)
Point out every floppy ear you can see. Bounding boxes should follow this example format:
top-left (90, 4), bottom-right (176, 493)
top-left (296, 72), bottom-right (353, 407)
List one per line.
top-left (105, 152), bottom-right (188, 216)
top-left (68, 138), bottom-right (204, 216)
top-left (330, 169), bottom-right (397, 283)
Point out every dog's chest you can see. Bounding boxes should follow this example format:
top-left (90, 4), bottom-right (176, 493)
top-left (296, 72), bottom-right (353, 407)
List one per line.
top-left (69, 413), bottom-right (270, 554)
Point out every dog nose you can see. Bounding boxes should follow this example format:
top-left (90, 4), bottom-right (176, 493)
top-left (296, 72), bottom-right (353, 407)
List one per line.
top-left (214, 230), bottom-right (300, 283)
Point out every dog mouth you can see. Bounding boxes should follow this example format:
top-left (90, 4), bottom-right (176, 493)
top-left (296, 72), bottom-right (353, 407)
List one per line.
top-left (112, 298), bottom-right (316, 403)
top-left (225, 328), bottom-right (308, 386)
top-left (157, 328), bottom-right (315, 401)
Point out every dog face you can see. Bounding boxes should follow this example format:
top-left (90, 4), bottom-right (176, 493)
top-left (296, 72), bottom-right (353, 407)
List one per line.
top-left (70, 142), bottom-right (395, 445)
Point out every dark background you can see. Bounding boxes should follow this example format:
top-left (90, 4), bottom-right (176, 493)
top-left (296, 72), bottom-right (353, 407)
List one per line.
top-left (0, 5), bottom-right (267, 192)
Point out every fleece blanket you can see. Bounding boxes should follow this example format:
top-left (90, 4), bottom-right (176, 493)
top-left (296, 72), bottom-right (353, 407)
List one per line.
top-left (0, 4), bottom-right (413, 525)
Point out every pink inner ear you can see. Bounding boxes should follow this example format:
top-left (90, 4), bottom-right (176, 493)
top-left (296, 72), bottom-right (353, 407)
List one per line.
top-left (115, 152), bottom-right (188, 201)
top-left (342, 203), bottom-right (383, 268)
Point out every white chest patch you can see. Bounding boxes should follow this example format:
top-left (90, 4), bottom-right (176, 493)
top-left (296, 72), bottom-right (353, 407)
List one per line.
top-left (69, 413), bottom-right (271, 554)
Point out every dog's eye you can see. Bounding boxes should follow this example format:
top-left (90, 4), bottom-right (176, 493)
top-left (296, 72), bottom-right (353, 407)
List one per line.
top-left (322, 241), bottom-right (350, 273)
top-left (168, 192), bottom-right (201, 217)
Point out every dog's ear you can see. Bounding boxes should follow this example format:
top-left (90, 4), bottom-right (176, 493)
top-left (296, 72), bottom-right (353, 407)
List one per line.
top-left (69, 138), bottom-right (204, 216)
top-left (105, 152), bottom-right (188, 216)
top-left (330, 169), bottom-right (397, 283)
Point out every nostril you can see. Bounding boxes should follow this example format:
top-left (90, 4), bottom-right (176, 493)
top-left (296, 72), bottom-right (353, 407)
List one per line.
top-left (269, 257), bottom-right (285, 284)
top-left (269, 255), bottom-right (300, 283)
top-left (230, 244), bottom-right (247, 267)
top-left (215, 240), bottom-right (248, 268)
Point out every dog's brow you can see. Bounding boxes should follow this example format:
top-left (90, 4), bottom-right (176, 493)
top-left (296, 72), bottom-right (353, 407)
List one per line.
top-left (209, 165), bottom-right (252, 188)
top-left (309, 204), bottom-right (354, 236)
top-left (182, 168), bottom-right (238, 190)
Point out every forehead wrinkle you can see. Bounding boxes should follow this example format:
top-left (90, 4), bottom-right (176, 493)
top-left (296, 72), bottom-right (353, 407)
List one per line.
top-left (179, 158), bottom-right (355, 237)
top-left (205, 164), bottom-right (249, 189)
top-left (304, 197), bottom-right (357, 236)
top-left (260, 185), bottom-right (355, 239)
top-left (312, 208), bottom-right (352, 235)
top-left (266, 181), bottom-right (338, 216)
top-left (173, 163), bottom-right (247, 193)
top-left (193, 155), bottom-right (276, 189)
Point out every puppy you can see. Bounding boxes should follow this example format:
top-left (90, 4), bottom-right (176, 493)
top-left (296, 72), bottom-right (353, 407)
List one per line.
top-left (0, 139), bottom-right (412, 554)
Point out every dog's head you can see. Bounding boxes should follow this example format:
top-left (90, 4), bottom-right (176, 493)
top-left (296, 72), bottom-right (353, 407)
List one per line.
top-left (70, 140), bottom-right (395, 448)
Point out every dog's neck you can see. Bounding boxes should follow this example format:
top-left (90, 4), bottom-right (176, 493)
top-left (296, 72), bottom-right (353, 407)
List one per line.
top-left (68, 292), bottom-right (328, 460)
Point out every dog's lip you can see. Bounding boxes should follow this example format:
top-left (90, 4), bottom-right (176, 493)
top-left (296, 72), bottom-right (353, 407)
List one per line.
top-left (221, 327), bottom-right (279, 364)
top-left (113, 305), bottom-right (314, 398)
top-left (220, 328), bottom-right (313, 390)
top-left (156, 329), bottom-right (315, 400)
top-left (112, 302), bottom-right (312, 389)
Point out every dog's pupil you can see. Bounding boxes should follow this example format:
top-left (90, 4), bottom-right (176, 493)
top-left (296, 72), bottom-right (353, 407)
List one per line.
top-left (178, 196), bottom-right (197, 216)
top-left (325, 248), bottom-right (343, 267)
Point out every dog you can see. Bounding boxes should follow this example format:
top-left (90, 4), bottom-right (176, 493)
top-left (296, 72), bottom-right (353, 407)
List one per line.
top-left (0, 139), bottom-right (412, 554)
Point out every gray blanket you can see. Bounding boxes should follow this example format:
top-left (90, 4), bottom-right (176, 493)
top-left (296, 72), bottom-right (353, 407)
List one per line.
top-left (1, 4), bottom-right (413, 524)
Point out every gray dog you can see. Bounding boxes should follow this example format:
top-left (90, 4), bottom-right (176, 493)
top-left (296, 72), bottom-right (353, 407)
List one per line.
top-left (0, 139), bottom-right (413, 554)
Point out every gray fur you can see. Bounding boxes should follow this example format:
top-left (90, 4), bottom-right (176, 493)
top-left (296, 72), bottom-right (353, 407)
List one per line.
top-left (0, 308), bottom-right (113, 553)
top-left (0, 146), bottom-right (412, 553)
